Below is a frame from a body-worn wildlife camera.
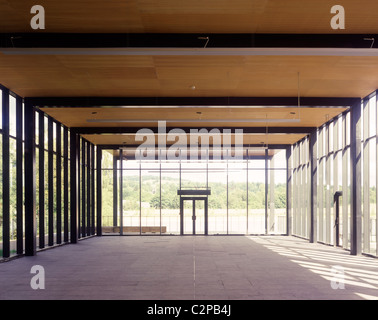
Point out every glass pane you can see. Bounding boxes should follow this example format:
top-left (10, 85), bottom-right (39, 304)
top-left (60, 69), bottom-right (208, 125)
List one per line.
top-left (183, 200), bottom-right (193, 234)
top-left (228, 160), bottom-right (247, 234)
top-left (44, 116), bottom-right (49, 150)
top-left (195, 200), bottom-right (205, 235)
top-left (369, 139), bottom-right (376, 255)
top-left (141, 160), bottom-right (161, 234)
top-left (101, 150), bottom-right (114, 233)
top-left (248, 157), bottom-right (266, 235)
top-left (123, 159), bottom-right (140, 234)
top-left (161, 160), bottom-right (180, 235)
top-left (0, 89), bottom-right (2, 130)
top-left (269, 150), bottom-right (287, 235)
top-left (208, 160), bottom-right (227, 234)
top-left (10, 138), bottom-right (17, 255)
top-left (370, 96), bottom-right (377, 137)
top-left (9, 95), bottom-right (16, 137)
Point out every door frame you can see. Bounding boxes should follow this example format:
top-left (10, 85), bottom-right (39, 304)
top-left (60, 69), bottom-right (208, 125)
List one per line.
top-left (180, 197), bottom-right (208, 235)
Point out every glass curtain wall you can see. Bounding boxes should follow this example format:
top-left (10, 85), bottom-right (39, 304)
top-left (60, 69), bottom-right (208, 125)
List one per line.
top-left (1, 85), bottom-right (89, 260)
top-left (292, 138), bottom-right (310, 239)
top-left (101, 148), bottom-right (287, 236)
top-left (362, 94), bottom-right (378, 256)
top-left (291, 113), bottom-right (351, 250)
top-left (268, 150), bottom-right (287, 234)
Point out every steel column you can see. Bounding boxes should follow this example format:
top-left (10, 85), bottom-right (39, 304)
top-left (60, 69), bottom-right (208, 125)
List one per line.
top-left (362, 98), bottom-right (370, 253)
top-left (38, 111), bottom-right (45, 248)
top-left (81, 139), bottom-right (86, 237)
top-left (16, 96), bottom-right (23, 254)
top-left (119, 149), bottom-right (123, 235)
top-left (70, 130), bottom-right (79, 243)
top-left (56, 123), bottom-right (62, 244)
top-left (350, 101), bottom-right (362, 256)
top-left (96, 147), bottom-right (102, 236)
top-left (113, 154), bottom-right (118, 227)
top-left (24, 100), bottom-right (37, 256)
top-left (87, 142), bottom-right (91, 236)
top-left (91, 144), bottom-right (95, 235)
top-left (47, 117), bottom-right (54, 246)
top-left (63, 127), bottom-right (69, 242)
top-left (265, 149), bottom-right (268, 235)
top-left (309, 130), bottom-right (318, 243)
top-left (286, 147), bottom-right (292, 236)
top-left (2, 88), bottom-right (10, 258)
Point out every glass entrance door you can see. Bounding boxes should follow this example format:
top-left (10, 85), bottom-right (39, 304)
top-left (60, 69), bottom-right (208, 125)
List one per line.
top-left (180, 197), bottom-right (208, 235)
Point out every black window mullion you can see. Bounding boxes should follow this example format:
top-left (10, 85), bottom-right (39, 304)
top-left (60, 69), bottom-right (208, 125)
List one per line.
top-left (87, 142), bottom-right (91, 236)
top-left (78, 139), bottom-right (81, 239)
top-left (56, 124), bottom-right (62, 244)
top-left (63, 127), bottom-right (69, 242)
top-left (16, 96), bottom-right (23, 254)
top-left (38, 112), bottom-right (45, 248)
top-left (2, 88), bottom-right (10, 258)
top-left (81, 139), bottom-right (86, 237)
top-left (91, 144), bottom-right (95, 235)
top-left (48, 117), bottom-right (54, 246)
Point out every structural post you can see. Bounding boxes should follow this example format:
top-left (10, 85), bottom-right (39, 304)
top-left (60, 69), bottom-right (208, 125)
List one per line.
top-left (2, 87), bottom-right (10, 258)
top-left (350, 101), bottom-right (362, 256)
top-left (119, 149), bottom-right (123, 235)
top-left (309, 129), bottom-right (318, 243)
top-left (48, 117), bottom-right (54, 246)
top-left (56, 122), bottom-right (62, 244)
top-left (63, 127), bottom-right (69, 242)
top-left (113, 154), bottom-right (118, 227)
top-left (269, 155), bottom-right (275, 233)
top-left (286, 147), bottom-right (292, 236)
top-left (70, 130), bottom-right (80, 243)
top-left (87, 142), bottom-right (91, 236)
top-left (24, 100), bottom-right (37, 256)
top-left (96, 147), bottom-right (102, 236)
top-left (16, 96), bottom-right (23, 254)
top-left (91, 144), bottom-right (95, 235)
top-left (265, 149), bottom-right (269, 235)
top-left (38, 111), bottom-right (45, 248)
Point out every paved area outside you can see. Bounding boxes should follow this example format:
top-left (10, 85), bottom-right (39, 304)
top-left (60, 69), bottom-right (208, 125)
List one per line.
top-left (1, 235), bottom-right (378, 300)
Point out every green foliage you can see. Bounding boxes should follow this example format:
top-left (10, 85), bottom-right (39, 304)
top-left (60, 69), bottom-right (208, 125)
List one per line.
top-left (101, 172), bottom-right (288, 219)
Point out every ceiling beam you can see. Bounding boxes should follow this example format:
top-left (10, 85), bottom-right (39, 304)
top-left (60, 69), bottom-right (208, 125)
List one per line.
top-left (26, 97), bottom-right (357, 108)
top-left (73, 127), bottom-right (315, 135)
top-left (2, 33), bottom-right (378, 49)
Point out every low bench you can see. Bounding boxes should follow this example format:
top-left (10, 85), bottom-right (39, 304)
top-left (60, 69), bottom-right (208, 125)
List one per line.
top-left (102, 226), bottom-right (167, 233)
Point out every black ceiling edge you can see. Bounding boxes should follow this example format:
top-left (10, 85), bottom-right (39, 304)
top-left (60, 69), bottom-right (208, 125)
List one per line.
top-left (75, 127), bottom-right (315, 135)
top-left (25, 96), bottom-right (359, 108)
top-left (2, 33), bottom-right (378, 49)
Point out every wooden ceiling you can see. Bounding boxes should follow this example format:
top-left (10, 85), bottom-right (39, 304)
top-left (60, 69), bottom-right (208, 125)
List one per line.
top-left (1, 0), bottom-right (378, 34)
top-left (0, 0), bottom-right (373, 147)
top-left (1, 54), bottom-right (378, 98)
top-left (41, 107), bottom-right (346, 128)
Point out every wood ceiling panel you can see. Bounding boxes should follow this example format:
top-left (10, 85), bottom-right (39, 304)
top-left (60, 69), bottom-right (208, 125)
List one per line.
top-left (2, 53), bottom-right (378, 98)
top-left (40, 107), bottom-right (346, 129)
top-left (2, 0), bottom-right (378, 33)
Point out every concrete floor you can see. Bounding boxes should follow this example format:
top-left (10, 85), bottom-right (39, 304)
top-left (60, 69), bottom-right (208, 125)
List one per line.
top-left (1, 235), bottom-right (378, 300)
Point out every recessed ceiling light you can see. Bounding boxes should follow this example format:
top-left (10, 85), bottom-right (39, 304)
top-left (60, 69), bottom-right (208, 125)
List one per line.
top-left (190, 85), bottom-right (196, 90)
